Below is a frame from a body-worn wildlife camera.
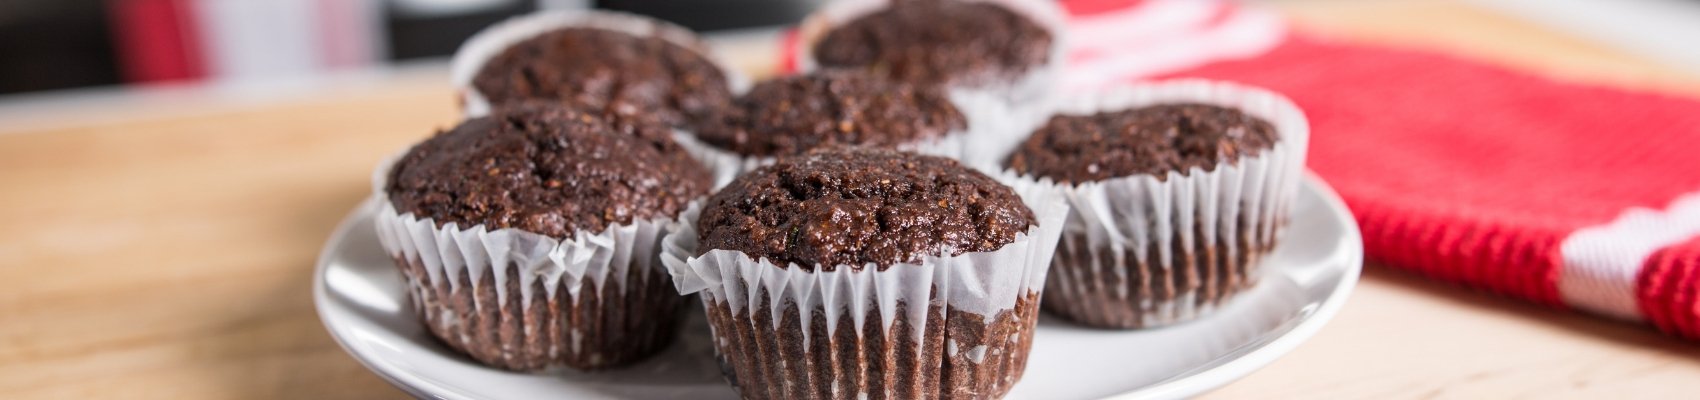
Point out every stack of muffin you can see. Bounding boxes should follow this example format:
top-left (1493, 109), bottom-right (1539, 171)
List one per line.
top-left (370, 0), bottom-right (1308, 398)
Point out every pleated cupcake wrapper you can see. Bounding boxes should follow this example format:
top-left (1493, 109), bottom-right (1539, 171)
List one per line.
top-left (372, 200), bottom-right (680, 309)
top-left (1013, 79), bottom-right (1311, 328)
top-left (450, 9), bottom-right (751, 118)
top-left (791, 0), bottom-right (1068, 138)
top-left (660, 173), bottom-right (1066, 397)
top-left (662, 169), bottom-right (1067, 335)
top-left (369, 152), bottom-right (694, 370)
top-left (673, 92), bottom-right (1015, 188)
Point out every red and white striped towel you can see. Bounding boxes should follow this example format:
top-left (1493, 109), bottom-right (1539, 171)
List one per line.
top-left (788, 0), bottom-right (1700, 340)
top-left (1075, 0), bottom-right (1700, 340)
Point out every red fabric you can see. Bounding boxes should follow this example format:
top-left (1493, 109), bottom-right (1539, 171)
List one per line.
top-left (1639, 236), bottom-right (1700, 340)
top-left (109, 0), bottom-right (205, 83)
top-left (1061, 0), bottom-right (1149, 16)
top-left (1199, 2), bottom-right (1236, 26)
top-left (1158, 36), bottom-right (1700, 307)
top-left (779, 29), bottom-right (802, 75)
top-left (314, 0), bottom-right (364, 69)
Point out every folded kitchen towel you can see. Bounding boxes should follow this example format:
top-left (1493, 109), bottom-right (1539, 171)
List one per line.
top-left (1155, 34), bottom-right (1700, 337)
top-left (785, 0), bottom-right (1700, 340)
top-left (1077, 0), bottom-right (1700, 340)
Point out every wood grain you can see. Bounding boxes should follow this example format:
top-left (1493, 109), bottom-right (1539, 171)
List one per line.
top-left (0, 1), bottom-right (1697, 399)
top-left (0, 81), bottom-right (452, 399)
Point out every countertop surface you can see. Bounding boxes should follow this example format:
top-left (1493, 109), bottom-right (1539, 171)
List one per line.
top-left (3, 0), bottom-right (1699, 398)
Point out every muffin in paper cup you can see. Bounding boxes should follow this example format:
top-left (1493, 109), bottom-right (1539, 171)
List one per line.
top-left (1003, 80), bottom-right (1310, 329)
top-left (661, 147), bottom-right (1068, 399)
top-left (792, 0), bottom-right (1068, 141)
top-left (676, 70), bottom-right (1019, 188)
top-left (450, 9), bottom-right (748, 123)
top-left (372, 104), bottom-right (710, 371)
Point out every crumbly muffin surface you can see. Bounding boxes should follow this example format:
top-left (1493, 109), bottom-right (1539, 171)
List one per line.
top-left (696, 71), bottom-right (966, 156)
top-left (698, 147), bottom-right (1035, 270)
top-left (473, 27), bottom-right (732, 128)
top-left (387, 104), bottom-right (710, 236)
top-left (1006, 104), bottom-right (1279, 183)
top-left (813, 1), bottom-right (1052, 87)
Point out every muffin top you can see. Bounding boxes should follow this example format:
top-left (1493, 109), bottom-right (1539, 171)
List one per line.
top-left (472, 27), bottom-right (733, 128)
top-left (1005, 104), bottom-right (1279, 183)
top-left (812, 1), bottom-right (1052, 87)
top-left (697, 147), bottom-right (1036, 270)
top-left (695, 70), bottom-right (967, 157)
top-left (386, 103), bottom-right (711, 237)
top-left (524, 98), bottom-right (678, 147)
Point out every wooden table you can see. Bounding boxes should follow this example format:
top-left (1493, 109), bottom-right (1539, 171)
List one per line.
top-left (3, 1), bottom-right (1697, 398)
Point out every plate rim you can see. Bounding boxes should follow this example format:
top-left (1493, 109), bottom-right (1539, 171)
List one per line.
top-left (313, 196), bottom-right (460, 400)
top-left (1107, 173), bottom-right (1363, 399)
top-left (314, 173), bottom-right (1364, 400)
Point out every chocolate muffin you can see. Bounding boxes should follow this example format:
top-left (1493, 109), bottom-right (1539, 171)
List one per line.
top-left (1006, 91), bottom-right (1302, 329)
top-left (379, 103), bottom-right (710, 371)
top-left (469, 26), bottom-right (733, 128)
top-left (1007, 104), bottom-right (1279, 182)
top-left (698, 146), bottom-right (1033, 267)
top-left (389, 103), bottom-right (707, 237)
top-left (670, 147), bottom-right (1057, 399)
top-left (811, 0), bottom-right (1053, 88)
top-left (694, 70), bottom-right (967, 157)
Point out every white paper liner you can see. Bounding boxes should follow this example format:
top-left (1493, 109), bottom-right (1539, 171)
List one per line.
top-left (792, 0), bottom-right (1068, 140)
top-left (660, 171), bottom-right (1069, 343)
top-left (450, 9), bottom-right (750, 118)
top-left (1012, 79), bottom-right (1311, 328)
top-left (369, 151), bottom-right (692, 315)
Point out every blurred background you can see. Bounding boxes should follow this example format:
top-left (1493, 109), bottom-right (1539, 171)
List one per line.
top-left (2, 0), bottom-right (1697, 97)
top-left (0, 0), bottom-right (830, 95)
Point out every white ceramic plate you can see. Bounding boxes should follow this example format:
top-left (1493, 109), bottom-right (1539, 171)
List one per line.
top-left (315, 175), bottom-right (1362, 400)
